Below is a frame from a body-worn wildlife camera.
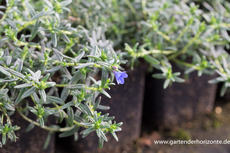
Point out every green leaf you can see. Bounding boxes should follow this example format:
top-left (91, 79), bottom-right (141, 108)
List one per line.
top-left (152, 73), bottom-right (165, 79)
top-left (143, 55), bottom-right (159, 65)
top-left (74, 132), bottom-right (78, 141)
top-left (6, 68), bottom-right (25, 79)
top-left (101, 69), bottom-right (108, 88)
top-left (69, 70), bottom-right (82, 85)
top-left (29, 19), bottom-right (41, 41)
top-left (39, 117), bottom-right (44, 128)
top-left (25, 123), bottom-right (35, 132)
top-left (174, 77), bottom-right (185, 83)
top-left (46, 96), bottom-right (64, 105)
top-left (31, 11), bottom-right (45, 20)
top-left (163, 79), bottom-right (170, 89)
top-left (0, 66), bottom-right (11, 77)
top-left (3, 103), bottom-right (15, 111)
top-left (45, 66), bottom-right (63, 73)
top-left (93, 97), bottom-right (101, 110)
top-left (39, 89), bottom-right (46, 103)
top-left (97, 61), bottom-right (110, 68)
top-left (25, 2), bottom-right (36, 17)
top-left (111, 131), bottom-right (118, 141)
top-left (59, 110), bottom-right (65, 123)
top-left (51, 33), bottom-right (57, 47)
top-left (0, 78), bottom-right (18, 83)
top-left (43, 0), bottom-right (53, 7)
top-left (14, 83), bottom-right (33, 89)
top-left (99, 137), bottom-right (104, 149)
top-left (59, 126), bottom-right (79, 138)
top-left (82, 127), bottom-right (94, 138)
top-left (43, 132), bottom-right (51, 150)
top-left (15, 88), bottom-right (26, 105)
top-left (74, 51), bottom-right (85, 62)
top-left (97, 105), bottom-right (110, 110)
top-left (99, 129), bottom-right (108, 142)
top-left (67, 107), bottom-right (74, 126)
top-left (5, 19), bottom-right (18, 30)
top-left (60, 0), bottom-right (72, 6)
top-left (87, 55), bottom-right (101, 61)
top-left (41, 73), bottom-right (50, 82)
top-left (99, 90), bottom-right (111, 98)
top-left (21, 86), bottom-right (37, 99)
top-left (69, 84), bottom-right (85, 89)
top-left (60, 102), bottom-right (74, 110)
top-left (220, 82), bottom-right (228, 97)
top-left (185, 67), bottom-right (195, 74)
top-left (61, 32), bottom-right (70, 43)
top-left (2, 133), bottom-right (6, 145)
top-left (60, 87), bottom-right (70, 102)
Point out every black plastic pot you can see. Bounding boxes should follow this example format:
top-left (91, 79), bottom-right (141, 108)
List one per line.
top-left (142, 66), bottom-right (217, 129)
top-left (1, 112), bottom-right (55, 153)
top-left (55, 67), bottom-right (146, 153)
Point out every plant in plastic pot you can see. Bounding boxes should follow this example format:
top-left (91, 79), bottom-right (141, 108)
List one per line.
top-left (0, 0), bottom-right (131, 152)
top-left (124, 0), bottom-right (230, 128)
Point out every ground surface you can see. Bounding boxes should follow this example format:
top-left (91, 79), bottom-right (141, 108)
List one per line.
top-left (125, 99), bottom-right (230, 153)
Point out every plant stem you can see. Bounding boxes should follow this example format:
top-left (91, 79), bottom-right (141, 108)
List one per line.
top-left (55, 84), bottom-right (68, 87)
top-left (52, 102), bottom-right (84, 127)
top-left (156, 30), bottom-right (173, 43)
top-left (18, 111), bottom-right (77, 132)
top-left (53, 60), bottom-right (103, 68)
top-left (15, 41), bottom-right (52, 51)
top-left (0, 5), bottom-right (11, 26)
top-left (173, 27), bottom-right (189, 45)
top-left (168, 31), bottom-right (202, 60)
top-left (18, 20), bottom-right (36, 32)
top-left (0, 107), bottom-right (12, 126)
top-left (172, 58), bottom-right (201, 70)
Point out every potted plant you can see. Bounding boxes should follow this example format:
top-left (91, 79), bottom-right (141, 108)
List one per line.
top-left (50, 1), bottom-right (148, 153)
top-left (0, 0), bottom-right (129, 152)
top-left (124, 0), bottom-right (230, 128)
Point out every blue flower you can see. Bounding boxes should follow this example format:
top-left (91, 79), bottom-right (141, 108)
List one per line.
top-left (113, 71), bottom-right (128, 85)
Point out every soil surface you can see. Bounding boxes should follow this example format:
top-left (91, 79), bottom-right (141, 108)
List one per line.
top-left (125, 99), bottom-right (230, 153)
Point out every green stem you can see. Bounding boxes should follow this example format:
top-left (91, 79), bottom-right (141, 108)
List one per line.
top-left (168, 31), bottom-right (202, 60)
top-left (173, 27), bottom-right (189, 45)
top-left (172, 58), bottom-right (200, 70)
top-left (0, 107), bottom-right (12, 126)
top-left (19, 111), bottom-right (76, 132)
top-left (55, 84), bottom-right (68, 87)
top-left (0, 5), bottom-right (11, 26)
top-left (53, 61), bottom-right (103, 68)
top-left (52, 102), bottom-right (83, 127)
top-left (1, 83), bottom-right (8, 90)
top-left (156, 30), bottom-right (173, 43)
top-left (18, 20), bottom-right (36, 32)
top-left (15, 41), bottom-right (52, 51)
top-left (85, 86), bottom-right (101, 91)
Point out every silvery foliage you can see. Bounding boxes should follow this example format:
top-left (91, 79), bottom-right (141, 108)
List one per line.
top-left (123, 0), bottom-right (230, 94)
top-left (0, 0), bottom-right (125, 148)
top-left (69, 0), bottom-right (230, 96)
top-left (67, 0), bottom-right (143, 47)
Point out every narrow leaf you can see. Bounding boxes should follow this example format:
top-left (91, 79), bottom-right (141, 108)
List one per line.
top-left (21, 86), bottom-right (37, 99)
